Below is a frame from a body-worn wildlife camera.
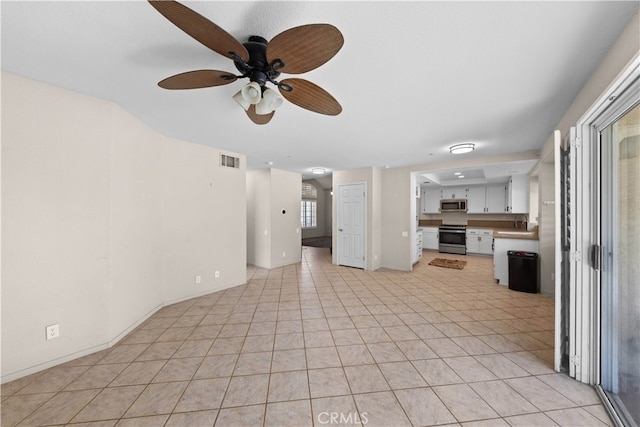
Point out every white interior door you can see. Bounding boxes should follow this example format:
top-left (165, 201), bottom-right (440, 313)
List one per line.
top-left (338, 183), bottom-right (365, 269)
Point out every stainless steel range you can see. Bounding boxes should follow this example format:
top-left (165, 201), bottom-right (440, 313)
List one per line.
top-left (439, 225), bottom-right (467, 255)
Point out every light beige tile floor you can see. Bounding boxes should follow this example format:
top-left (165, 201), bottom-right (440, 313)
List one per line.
top-left (1, 248), bottom-right (613, 426)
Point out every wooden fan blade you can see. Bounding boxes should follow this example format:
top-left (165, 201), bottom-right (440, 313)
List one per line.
top-left (267, 24), bottom-right (343, 74)
top-left (279, 78), bottom-right (342, 116)
top-left (246, 104), bottom-right (275, 125)
top-left (158, 70), bottom-right (237, 89)
top-left (149, 1), bottom-right (249, 62)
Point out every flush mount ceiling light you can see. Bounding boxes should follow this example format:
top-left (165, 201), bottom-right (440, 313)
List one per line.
top-left (449, 143), bottom-right (475, 154)
top-left (311, 167), bottom-right (326, 175)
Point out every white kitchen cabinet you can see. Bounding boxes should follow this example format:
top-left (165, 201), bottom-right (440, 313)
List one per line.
top-left (422, 188), bottom-right (441, 213)
top-left (466, 229), bottom-right (481, 253)
top-left (506, 175), bottom-right (529, 213)
top-left (486, 184), bottom-right (507, 213)
top-left (466, 187), bottom-right (487, 213)
top-left (441, 186), bottom-right (466, 200)
top-left (467, 185), bottom-right (506, 213)
top-left (479, 230), bottom-right (494, 254)
top-left (466, 228), bottom-right (493, 255)
top-left (422, 226), bottom-right (439, 250)
top-left (414, 229), bottom-right (423, 263)
top-left (493, 237), bottom-right (538, 285)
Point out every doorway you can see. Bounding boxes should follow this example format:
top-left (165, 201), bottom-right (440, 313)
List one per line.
top-left (337, 183), bottom-right (366, 269)
top-left (599, 101), bottom-right (639, 427)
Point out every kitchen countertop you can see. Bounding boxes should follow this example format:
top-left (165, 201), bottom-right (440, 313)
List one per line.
top-left (417, 220), bottom-right (537, 239)
top-left (493, 228), bottom-right (538, 240)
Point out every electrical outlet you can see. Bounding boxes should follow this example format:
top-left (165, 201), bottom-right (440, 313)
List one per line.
top-left (215, 271), bottom-right (220, 279)
top-left (282, 251), bottom-right (286, 257)
top-left (195, 275), bottom-right (202, 284)
top-left (46, 324), bottom-right (60, 340)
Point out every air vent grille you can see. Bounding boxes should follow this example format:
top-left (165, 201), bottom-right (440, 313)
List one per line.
top-left (220, 154), bottom-right (240, 169)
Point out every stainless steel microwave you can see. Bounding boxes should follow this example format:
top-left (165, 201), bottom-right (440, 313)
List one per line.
top-left (440, 199), bottom-right (467, 212)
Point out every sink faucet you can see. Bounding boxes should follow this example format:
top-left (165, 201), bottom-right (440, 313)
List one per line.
top-left (514, 214), bottom-right (528, 229)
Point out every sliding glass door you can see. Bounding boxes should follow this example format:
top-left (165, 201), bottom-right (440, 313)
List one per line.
top-left (599, 100), bottom-right (639, 427)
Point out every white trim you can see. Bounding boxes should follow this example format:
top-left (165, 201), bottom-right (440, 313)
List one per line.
top-left (571, 54), bottom-right (640, 384)
top-left (553, 130), bottom-right (562, 372)
top-left (0, 280), bottom-right (244, 384)
top-left (577, 53), bottom-right (640, 127)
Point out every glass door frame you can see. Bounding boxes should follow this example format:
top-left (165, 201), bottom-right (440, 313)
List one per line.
top-left (572, 55), bottom-right (639, 427)
top-left (596, 88), bottom-right (639, 427)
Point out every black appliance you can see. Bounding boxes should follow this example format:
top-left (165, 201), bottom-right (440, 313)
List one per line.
top-left (508, 251), bottom-right (539, 293)
top-left (439, 225), bottom-right (466, 255)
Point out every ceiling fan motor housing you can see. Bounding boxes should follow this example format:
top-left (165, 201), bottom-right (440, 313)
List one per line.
top-left (234, 36), bottom-right (280, 87)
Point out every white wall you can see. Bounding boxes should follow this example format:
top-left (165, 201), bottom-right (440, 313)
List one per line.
top-left (371, 168), bottom-right (382, 271)
top-left (270, 169), bottom-right (303, 268)
top-left (3, 73), bottom-right (112, 380)
top-left (246, 168), bottom-right (301, 269)
top-left (160, 137), bottom-right (247, 303)
top-left (534, 11), bottom-right (639, 296)
top-left (538, 154), bottom-right (556, 296)
top-left (109, 108), bottom-right (163, 339)
top-left (381, 168), bottom-right (413, 271)
top-left (1, 73), bottom-right (247, 382)
top-left (246, 169), bottom-right (271, 267)
top-left (554, 12), bottom-right (639, 136)
top-left (324, 189), bottom-right (333, 235)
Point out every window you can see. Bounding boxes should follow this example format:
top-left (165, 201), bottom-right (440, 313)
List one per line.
top-left (301, 182), bottom-right (318, 228)
top-left (301, 182), bottom-right (317, 199)
top-left (301, 200), bottom-right (317, 228)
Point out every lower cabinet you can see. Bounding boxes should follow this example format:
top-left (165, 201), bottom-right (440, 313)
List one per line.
top-left (414, 229), bottom-right (423, 263)
top-left (466, 229), bottom-right (494, 255)
top-left (422, 227), bottom-right (439, 250)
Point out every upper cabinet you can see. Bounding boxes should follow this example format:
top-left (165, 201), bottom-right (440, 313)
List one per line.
top-left (422, 188), bottom-right (441, 213)
top-left (466, 187), bottom-right (486, 213)
top-left (420, 178), bottom-right (527, 215)
top-left (506, 175), bottom-right (529, 213)
top-left (486, 184), bottom-right (507, 213)
top-left (441, 186), bottom-right (467, 200)
top-left (467, 185), bottom-right (507, 213)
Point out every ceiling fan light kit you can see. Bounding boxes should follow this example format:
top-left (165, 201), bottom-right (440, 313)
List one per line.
top-left (449, 143), bottom-right (475, 154)
top-left (255, 88), bottom-right (284, 115)
top-left (148, 0), bottom-right (344, 125)
top-left (240, 81), bottom-right (262, 105)
top-left (233, 90), bottom-right (251, 111)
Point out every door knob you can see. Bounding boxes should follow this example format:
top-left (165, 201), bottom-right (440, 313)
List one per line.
top-left (339, 228), bottom-right (343, 232)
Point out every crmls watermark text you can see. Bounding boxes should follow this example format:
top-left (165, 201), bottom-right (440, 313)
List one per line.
top-left (317, 411), bottom-right (369, 425)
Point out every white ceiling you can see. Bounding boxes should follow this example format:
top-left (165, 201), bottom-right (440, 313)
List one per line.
top-left (418, 159), bottom-right (539, 188)
top-left (2, 1), bottom-right (637, 180)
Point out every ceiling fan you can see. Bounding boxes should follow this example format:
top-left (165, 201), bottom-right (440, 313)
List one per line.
top-left (148, 1), bottom-right (344, 125)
